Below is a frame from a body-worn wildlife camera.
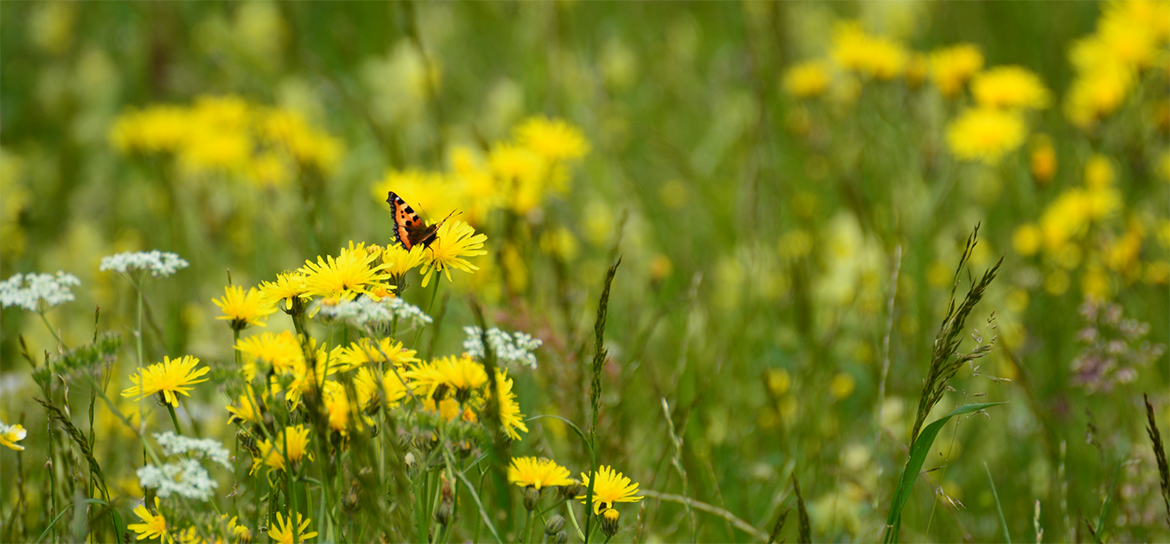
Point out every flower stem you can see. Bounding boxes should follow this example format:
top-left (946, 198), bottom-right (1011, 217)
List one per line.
top-left (166, 403), bottom-right (183, 435)
top-left (37, 310), bottom-right (66, 350)
top-left (523, 509), bottom-right (537, 543)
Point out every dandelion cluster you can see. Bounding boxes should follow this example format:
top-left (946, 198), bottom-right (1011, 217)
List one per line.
top-left (371, 115), bottom-right (589, 223)
top-left (0, 271), bottom-right (79, 312)
top-left (109, 95), bottom-right (343, 187)
top-left (99, 250), bottom-right (189, 279)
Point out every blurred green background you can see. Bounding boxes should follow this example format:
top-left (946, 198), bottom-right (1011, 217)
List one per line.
top-left (2, 1), bottom-right (1167, 542)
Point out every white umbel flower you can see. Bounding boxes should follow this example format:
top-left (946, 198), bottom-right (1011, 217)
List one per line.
top-left (0, 271), bottom-right (80, 312)
top-left (463, 326), bottom-right (542, 369)
top-left (100, 250), bottom-right (189, 278)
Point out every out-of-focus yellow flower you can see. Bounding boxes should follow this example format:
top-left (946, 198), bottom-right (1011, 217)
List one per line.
top-left (122, 356), bottom-right (210, 407)
top-left (904, 52), bottom-right (928, 88)
top-left (971, 66), bottom-right (1051, 110)
top-left (514, 116), bottom-right (590, 162)
top-left (300, 246), bottom-right (392, 301)
top-left (830, 21), bottom-right (907, 80)
top-left (830, 372), bottom-right (856, 400)
top-left (929, 43), bottom-right (984, 98)
top-left (1084, 154), bottom-right (1117, 189)
top-left (945, 107), bottom-right (1026, 164)
top-left (213, 285), bottom-right (277, 331)
top-left (226, 393), bottom-right (265, 425)
top-left (1013, 224), bottom-right (1043, 257)
top-left (419, 221), bottom-right (488, 287)
top-left (354, 366), bottom-right (409, 411)
top-left (783, 60), bottom-right (832, 98)
top-left (1031, 135), bottom-right (1057, 185)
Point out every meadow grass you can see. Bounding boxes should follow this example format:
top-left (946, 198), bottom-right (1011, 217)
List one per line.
top-left (1, 2), bottom-right (1168, 543)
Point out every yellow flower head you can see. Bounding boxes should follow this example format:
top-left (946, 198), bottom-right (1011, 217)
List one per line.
top-left (236, 330), bottom-right (304, 379)
top-left (259, 272), bottom-right (312, 313)
top-left (122, 355), bottom-right (210, 407)
top-left (509, 457), bottom-right (574, 490)
top-left (492, 370), bottom-right (528, 440)
top-left (213, 285), bottom-right (277, 331)
top-left (382, 243), bottom-right (427, 279)
top-left (0, 422), bottom-right (27, 451)
top-left (514, 116), bottom-right (591, 162)
top-left (580, 465), bottom-right (644, 514)
top-left (300, 246), bottom-right (392, 302)
top-left (830, 21), bottom-right (907, 80)
top-left (322, 380), bottom-right (352, 433)
top-left (407, 354), bottom-right (488, 400)
top-left (128, 497), bottom-right (172, 544)
top-left (1031, 135), bottom-right (1057, 184)
top-left (337, 337), bottom-right (418, 371)
top-left (971, 66), bottom-right (1051, 110)
top-left (226, 393), bottom-right (266, 425)
top-left (419, 220), bottom-right (488, 287)
top-left (268, 512), bottom-right (318, 544)
top-left (254, 425), bottom-right (314, 475)
top-left (355, 366), bottom-right (410, 411)
top-left (928, 43), bottom-right (984, 98)
top-left (782, 60), bottom-right (832, 98)
top-left (945, 107), bottom-right (1026, 164)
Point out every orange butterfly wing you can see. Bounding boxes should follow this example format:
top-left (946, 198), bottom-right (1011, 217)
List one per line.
top-left (386, 191), bottom-right (454, 250)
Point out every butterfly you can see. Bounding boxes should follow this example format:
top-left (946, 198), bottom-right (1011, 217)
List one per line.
top-left (386, 191), bottom-right (458, 251)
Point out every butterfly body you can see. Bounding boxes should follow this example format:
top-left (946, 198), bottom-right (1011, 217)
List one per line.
top-left (386, 191), bottom-right (456, 251)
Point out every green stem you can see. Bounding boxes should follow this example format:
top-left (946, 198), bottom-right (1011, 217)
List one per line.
top-left (166, 404), bottom-right (183, 435)
top-left (523, 509), bottom-right (537, 543)
top-left (413, 279), bottom-right (442, 349)
top-left (37, 310), bottom-right (66, 350)
top-left (565, 502), bottom-right (585, 541)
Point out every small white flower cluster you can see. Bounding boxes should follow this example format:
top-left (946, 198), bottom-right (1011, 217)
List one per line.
top-left (463, 326), bottom-right (543, 369)
top-left (137, 459), bottom-right (218, 501)
top-left (314, 296), bottom-right (433, 329)
top-left (99, 250), bottom-right (189, 278)
top-left (154, 431), bottom-right (231, 469)
top-left (0, 271), bottom-right (80, 312)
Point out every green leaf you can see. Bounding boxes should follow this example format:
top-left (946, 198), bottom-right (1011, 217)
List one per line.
top-left (884, 402), bottom-right (1006, 543)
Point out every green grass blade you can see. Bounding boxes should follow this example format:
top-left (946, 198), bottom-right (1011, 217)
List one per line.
top-left (884, 402), bottom-right (1006, 542)
top-left (985, 462), bottom-right (1011, 544)
top-left (1093, 461), bottom-right (1123, 544)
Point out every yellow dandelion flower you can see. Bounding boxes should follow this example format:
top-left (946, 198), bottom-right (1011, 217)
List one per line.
top-left (128, 497), bottom-right (172, 544)
top-left (782, 60), bottom-right (832, 98)
top-left (928, 43), bottom-right (984, 98)
top-left (971, 66), bottom-right (1051, 110)
top-left (122, 355), bottom-right (210, 407)
top-left (259, 272), bottom-right (312, 313)
top-left (355, 366), bottom-right (410, 411)
top-left (253, 425), bottom-right (314, 475)
top-left (579, 465), bottom-right (644, 514)
top-left (406, 354), bottom-right (488, 400)
top-left (419, 220), bottom-right (487, 287)
top-left (323, 380), bottom-right (351, 433)
top-left (213, 285), bottom-right (277, 331)
top-left (0, 422), bottom-right (27, 451)
top-left (268, 512), bottom-right (318, 544)
top-left (509, 457), bottom-right (574, 490)
top-left (274, 341), bottom-right (341, 410)
top-left (945, 107), bottom-right (1026, 164)
top-left (336, 337), bottom-right (418, 371)
top-left (300, 246), bottom-right (392, 301)
top-left (381, 243), bottom-right (427, 278)
top-left (514, 116), bottom-right (591, 162)
top-left (1084, 154), bottom-right (1116, 189)
top-left (493, 370), bottom-right (528, 440)
top-left (236, 330), bottom-right (304, 378)
top-left (830, 21), bottom-right (906, 80)
top-left (1013, 224), bottom-right (1043, 257)
top-left (226, 392), bottom-right (266, 425)
top-left (1031, 135), bottom-right (1057, 184)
